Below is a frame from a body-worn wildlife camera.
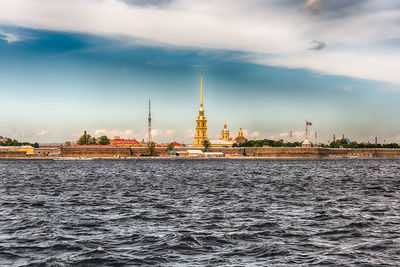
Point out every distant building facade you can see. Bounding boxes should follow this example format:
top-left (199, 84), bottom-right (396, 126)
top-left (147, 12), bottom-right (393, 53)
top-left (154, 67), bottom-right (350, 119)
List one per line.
top-left (220, 123), bottom-right (232, 142)
top-left (211, 123), bottom-right (234, 147)
top-left (35, 147), bottom-right (61, 157)
top-left (0, 146), bottom-right (35, 155)
top-left (110, 136), bottom-right (140, 147)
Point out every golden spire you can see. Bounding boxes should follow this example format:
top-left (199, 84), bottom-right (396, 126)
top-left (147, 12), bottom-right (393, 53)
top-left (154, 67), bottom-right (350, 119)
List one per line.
top-left (194, 69), bottom-right (207, 146)
top-left (199, 70), bottom-right (204, 114)
top-left (238, 125), bottom-right (244, 137)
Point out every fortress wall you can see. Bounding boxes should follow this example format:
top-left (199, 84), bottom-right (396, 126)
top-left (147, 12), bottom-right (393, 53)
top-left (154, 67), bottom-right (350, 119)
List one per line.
top-left (61, 147), bottom-right (167, 157)
top-left (370, 149), bottom-right (400, 158)
top-left (318, 148), bottom-right (400, 158)
top-left (190, 147), bottom-right (319, 157)
top-left (252, 147), bottom-right (319, 158)
top-left (61, 147), bottom-right (132, 157)
top-left (130, 147), bottom-right (165, 155)
top-left (317, 148), bottom-right (353, 158)
top-left (0, 151), bottom-right (27, 158)
top-left (187, 147), bottom-right (245, 155)
top-left (60, 146), bottom-right (400, 158)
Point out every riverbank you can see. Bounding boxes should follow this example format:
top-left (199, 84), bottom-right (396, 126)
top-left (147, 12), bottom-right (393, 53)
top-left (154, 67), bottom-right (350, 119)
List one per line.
top-left (2, 147), bottom-right (400, 159)
top-left (60, 146), bottom-right (400, 158)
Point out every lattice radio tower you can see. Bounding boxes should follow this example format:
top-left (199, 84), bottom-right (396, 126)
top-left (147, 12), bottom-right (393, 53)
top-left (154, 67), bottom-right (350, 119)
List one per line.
top-left (148, 99), bottom-right (152, 144)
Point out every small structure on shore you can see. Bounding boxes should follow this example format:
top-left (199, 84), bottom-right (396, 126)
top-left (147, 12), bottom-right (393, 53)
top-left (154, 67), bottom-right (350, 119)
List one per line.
top-left (302, 139), bottom-right (312, 148)
top-left (302, 121), bottom-right (313, 148)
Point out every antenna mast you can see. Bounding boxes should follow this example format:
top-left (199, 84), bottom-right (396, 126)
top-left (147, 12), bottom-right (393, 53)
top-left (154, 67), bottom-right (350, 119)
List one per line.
top-left (148, 99), bottom-right (152, 144)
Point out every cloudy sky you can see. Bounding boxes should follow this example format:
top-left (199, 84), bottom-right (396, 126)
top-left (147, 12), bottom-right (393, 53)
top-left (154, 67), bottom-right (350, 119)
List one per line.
top-left (1, 0), bottom-right (400, 144)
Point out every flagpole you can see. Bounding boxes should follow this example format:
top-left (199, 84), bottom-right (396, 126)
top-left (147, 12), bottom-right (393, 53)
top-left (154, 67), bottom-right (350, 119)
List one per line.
top-left (306, 121), bottom-right (308, 140)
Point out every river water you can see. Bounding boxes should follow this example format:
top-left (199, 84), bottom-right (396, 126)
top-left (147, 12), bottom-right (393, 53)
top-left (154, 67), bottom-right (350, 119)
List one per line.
top-left (0, 158), bottom-right (399, 266)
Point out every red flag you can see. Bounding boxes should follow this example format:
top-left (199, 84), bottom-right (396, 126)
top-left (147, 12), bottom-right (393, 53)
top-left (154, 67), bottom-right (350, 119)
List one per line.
top-left (306, 121), bottom-right (312, 126)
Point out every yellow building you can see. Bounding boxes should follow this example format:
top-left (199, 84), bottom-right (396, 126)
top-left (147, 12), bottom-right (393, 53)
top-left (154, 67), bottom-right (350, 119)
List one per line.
top-left (220, 123), bottom-right (232, 141)
top-left (211, 123), bottom-right (235, 147)
top-left (193, 70), bottom-right (208, 146)
top-left (235, 126), bottom-right (247, 144)
top-left (11, 146), bottom-right (35, 155)
top-left (210, 124), bottom-right (248, 147)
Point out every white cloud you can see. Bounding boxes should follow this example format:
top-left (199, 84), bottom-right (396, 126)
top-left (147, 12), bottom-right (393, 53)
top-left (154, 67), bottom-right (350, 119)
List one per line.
top-left (185, 129), bottom-right (195, 138)
top-left (71, 132), bottom-right (81, 137)
top-left (255, 51), bottom-right (400, 85)
top-left (0, 0), bottom-right (399, 84)
top-left (250, 131), bottom-right (260, 138)
top-left (165, 129), bottom-right (176, 137)
top-left (279, 131), bottom-right (304, 139)
top-left (94, 129), bottom-right (134, 138)
top-left (35, 130), bottom-right (50, 136)
top-left (0, 31), bottom-right (22, 43)
top-left (292, 131), bottom-right (304, 138)
top-left (22, 129), bottom-right (51, 138)
top-left (151, 129), bottom-right (161, 137)
top-left (6, 129), bottom-right (15, 135)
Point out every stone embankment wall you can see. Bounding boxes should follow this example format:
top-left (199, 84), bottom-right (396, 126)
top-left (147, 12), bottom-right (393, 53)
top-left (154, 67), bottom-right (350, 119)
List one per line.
top-left (60, 146), bottom-right (400, 158)
top-left (61, 147), bottom-right (168, 157)
top-left (190, 147), bottom-right (319, 158)
top-left (318, 148), bottom-right (400, 158)
top-left (61, 147), bottom-right (132, 157)
top-left (0, 151), bottom-right (27, 158)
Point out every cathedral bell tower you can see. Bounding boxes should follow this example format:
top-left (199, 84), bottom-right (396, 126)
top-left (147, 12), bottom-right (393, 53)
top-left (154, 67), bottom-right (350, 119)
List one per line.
top-left (193, 70), bottom-right (208, 146)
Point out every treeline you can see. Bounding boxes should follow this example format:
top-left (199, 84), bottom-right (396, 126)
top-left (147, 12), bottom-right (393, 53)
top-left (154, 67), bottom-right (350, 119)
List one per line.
top-left (74, 134), bottom-right (110, 145)
top-left (233, 139), bottom-right (302, 147)
top-left (329, 140), bottom-right (398, 149)
top-left (0, 137), bottom-right (39, 148)
top-left (232, 138), bottom-right (399, 149)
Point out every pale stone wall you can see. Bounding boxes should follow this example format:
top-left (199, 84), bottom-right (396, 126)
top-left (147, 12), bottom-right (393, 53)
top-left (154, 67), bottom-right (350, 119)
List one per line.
top-left (0, 151), bottom-right (27, 158)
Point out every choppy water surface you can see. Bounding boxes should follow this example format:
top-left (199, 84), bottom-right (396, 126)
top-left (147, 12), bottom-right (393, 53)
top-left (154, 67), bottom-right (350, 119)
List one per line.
top-left (1, 159), bottom-right (400, 266)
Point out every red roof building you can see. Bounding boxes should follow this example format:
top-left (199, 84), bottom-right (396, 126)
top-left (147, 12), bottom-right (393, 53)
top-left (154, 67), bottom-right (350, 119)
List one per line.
top-left (110, 137), bottom-right (140, 147)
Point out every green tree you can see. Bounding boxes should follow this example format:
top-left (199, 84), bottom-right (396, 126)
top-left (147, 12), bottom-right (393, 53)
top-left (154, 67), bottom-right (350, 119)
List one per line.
top-left (384, 143), bottom-right (399, 148)
top-left (329, 140), bottom-right (341, 148)
top-left (89, 137), bottom-right (97, 145)
top-left (64, 141), bottom-right (72, 146)
top-left (165, 143), bottom-right (175, 153)
top-left (148, 142), bottom-right (156, 155)
top-left (77, 134), bottom-right (94, 145)
top-left (98, 135), bottom-right (110, 145)
top-left (202, 139), bottom-right (211, 152)
top-left (32, 143), bottom-right (39, 148)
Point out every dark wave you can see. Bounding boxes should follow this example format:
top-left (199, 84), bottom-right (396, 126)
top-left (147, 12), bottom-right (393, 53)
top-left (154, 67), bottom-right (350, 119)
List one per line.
top-left (1, 158), bottom-right (400, 265)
